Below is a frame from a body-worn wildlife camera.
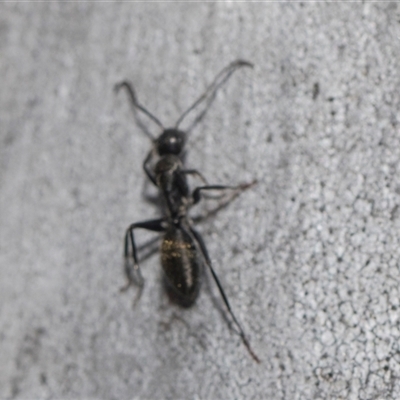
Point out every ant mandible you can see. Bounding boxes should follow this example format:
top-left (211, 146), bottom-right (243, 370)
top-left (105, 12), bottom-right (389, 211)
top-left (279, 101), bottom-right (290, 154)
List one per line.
top-left (115, 60), bottom-right (260, 363)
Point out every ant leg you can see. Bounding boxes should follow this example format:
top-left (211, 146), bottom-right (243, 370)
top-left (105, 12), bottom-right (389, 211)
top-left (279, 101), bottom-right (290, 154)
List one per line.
top-left (192, 180), bottom-right (257, 204)
top-left (182, 169), bottom-right (208, 185)
top-left (122, 218), bottom-right (166, 306)
top-left (189, 226), bottom-right (261, 363)
top-left (143, 149), bottom-right (157, 186)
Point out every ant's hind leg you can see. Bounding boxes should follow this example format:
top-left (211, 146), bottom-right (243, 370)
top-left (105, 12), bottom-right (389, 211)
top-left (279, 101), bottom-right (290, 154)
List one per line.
top-left (122, 218), bottom-right (166, 307)
top-left (189, 226), bottom-right (261, 363)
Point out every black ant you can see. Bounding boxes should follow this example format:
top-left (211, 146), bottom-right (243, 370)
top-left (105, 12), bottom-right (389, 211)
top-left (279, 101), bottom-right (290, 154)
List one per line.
top-left (115, 60), bottom-right (260, 363)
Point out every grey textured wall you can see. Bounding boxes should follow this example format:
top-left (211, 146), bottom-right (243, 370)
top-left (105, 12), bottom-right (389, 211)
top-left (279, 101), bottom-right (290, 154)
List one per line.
top-left (2, 3), bottom-right (400, 399)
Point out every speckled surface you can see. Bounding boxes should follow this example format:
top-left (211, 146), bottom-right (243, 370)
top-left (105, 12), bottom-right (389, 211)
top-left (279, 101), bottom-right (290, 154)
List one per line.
top-left (2, 3), bottom-right (400, 399)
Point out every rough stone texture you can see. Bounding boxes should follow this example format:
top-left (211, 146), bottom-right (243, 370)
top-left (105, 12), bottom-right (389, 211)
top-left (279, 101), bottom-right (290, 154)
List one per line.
top-left (1, 3), bottom-right (400, 399)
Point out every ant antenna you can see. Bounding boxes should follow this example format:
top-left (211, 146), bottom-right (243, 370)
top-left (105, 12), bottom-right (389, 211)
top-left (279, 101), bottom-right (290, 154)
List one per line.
top-left (175, 60), bottom-right (253, 131)
top-left (115, 81), bottom-right (164, 140)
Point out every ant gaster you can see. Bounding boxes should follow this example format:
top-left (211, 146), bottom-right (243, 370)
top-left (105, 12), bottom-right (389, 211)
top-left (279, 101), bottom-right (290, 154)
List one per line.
top-left (115, 60), bottom-right (260, 363)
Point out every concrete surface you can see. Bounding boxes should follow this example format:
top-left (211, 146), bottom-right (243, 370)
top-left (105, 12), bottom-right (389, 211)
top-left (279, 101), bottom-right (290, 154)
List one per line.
top-left (1, 3), bottom-right (400, 399)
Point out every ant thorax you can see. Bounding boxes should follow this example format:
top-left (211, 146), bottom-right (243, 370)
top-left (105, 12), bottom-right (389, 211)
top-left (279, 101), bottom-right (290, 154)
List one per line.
top-left (154, 155), bottom-right (190, 220)
top-left (154, 154), bottom-right (182, 177)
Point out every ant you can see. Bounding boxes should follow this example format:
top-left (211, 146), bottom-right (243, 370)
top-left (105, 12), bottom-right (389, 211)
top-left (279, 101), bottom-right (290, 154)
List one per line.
top-left (115, 60), bottom-right (260, 363)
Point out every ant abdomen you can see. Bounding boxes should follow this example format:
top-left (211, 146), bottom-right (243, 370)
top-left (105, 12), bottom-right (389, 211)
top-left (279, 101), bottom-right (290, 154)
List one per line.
top-left (161, 227), bottom-right (202, 307)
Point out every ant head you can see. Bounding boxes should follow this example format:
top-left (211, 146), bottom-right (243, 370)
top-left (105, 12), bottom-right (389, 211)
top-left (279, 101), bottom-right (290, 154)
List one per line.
top-left (156, 129), bottom-right (186, 156)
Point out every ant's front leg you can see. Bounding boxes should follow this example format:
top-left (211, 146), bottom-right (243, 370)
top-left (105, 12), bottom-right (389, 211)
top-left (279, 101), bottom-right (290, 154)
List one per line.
top-left (143, 149), bottom-right (158, 186)
top-left (122, 218), bottom-right (166, 307)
